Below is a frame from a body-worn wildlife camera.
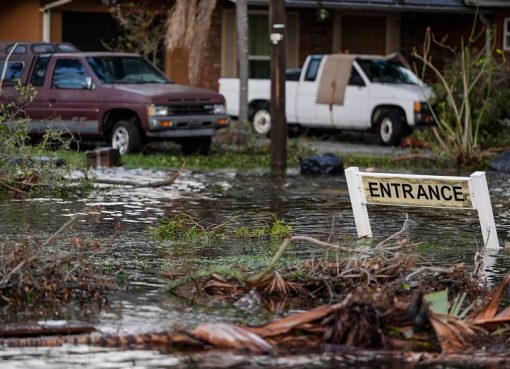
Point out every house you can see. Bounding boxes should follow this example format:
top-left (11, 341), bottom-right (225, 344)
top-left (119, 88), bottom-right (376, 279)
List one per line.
top-left (0, 0), bottom-right (508, 91)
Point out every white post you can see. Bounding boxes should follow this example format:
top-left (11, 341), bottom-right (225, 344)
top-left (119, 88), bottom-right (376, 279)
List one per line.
top-left (42, 10), bottom-right (51, 42)
top-left (469, 171), bottom-right (499, 250)
top-left (41, 0), bottom-right (74, 42)
top-left (345, 167), bottom-right (372, 238)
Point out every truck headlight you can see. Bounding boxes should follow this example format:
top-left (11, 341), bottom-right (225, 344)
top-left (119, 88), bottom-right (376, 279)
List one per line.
top-left (147, 104), bottom-right (168, 117)
top-left (213, 104), bottom-right (226, 114)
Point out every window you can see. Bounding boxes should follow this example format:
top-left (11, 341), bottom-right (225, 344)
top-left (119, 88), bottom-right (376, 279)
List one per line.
top-left (31, 55), bottom-right (50, 87)
top-left (86, 56), bottom-right (168, 84)
top-left (32, 44), bottom-right (56, 53)
top-left (249, 14), bottom-right (270, 79)
top-left (0, 61), bottom-right (24, 82)
top-left (6, 44), bottom-right (27, 54)
top-left (504, 18), bottom-right (510, 51)
top-left (356, 59), bottom-right (418, 85)
top-left (52, 59), bottom-right (89, 89)
top-left (348, 67), bottom-right (365, 86)
top-left (304, 56), bottom-right (323, 81)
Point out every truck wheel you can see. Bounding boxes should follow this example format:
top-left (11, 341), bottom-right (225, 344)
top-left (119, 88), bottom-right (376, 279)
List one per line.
top-left (251, 105), bottom-right (271, 135)
top-left (376, 110), bottom-right (405, 146)
top-left (110, 120), bottom-right (141, 155)
top-left (181, 137), bottom-right (212, 156)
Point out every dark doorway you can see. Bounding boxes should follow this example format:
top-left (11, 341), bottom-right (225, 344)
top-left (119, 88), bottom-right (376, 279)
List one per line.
top-left (62, 11), bottom-right (120, 51)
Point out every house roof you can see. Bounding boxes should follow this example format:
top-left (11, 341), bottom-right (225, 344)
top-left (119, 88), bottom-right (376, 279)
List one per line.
top-left (246, 0), bottom-right (475, 12)
top-left (465, 0), bottom-right (510, 6)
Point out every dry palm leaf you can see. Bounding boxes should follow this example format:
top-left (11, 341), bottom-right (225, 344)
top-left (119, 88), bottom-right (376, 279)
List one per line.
top-left (254, 271), bottom-right (306, 296)
top-left (192, 323), bottom-right (272, 353)
top-left (166, 0), bottom-right (217, 84)
top-left (470, 273), bottom-right (510, 323)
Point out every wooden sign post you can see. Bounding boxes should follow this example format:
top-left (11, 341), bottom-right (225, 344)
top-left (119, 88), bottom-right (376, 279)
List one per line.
top-left (345, 167), bottom-right (499, 249)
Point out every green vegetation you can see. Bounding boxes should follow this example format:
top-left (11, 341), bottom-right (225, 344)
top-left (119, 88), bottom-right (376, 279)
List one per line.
top-left (149, 212), bottom-right (292, 242)
top-left (0, 83), bottom-right (90, 198)
top-left (412, 22), bottom-right (508, 166)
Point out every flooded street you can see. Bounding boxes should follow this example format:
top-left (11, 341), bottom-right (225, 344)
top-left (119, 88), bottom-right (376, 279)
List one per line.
top-left (1, 166), bottom-right (510, 368)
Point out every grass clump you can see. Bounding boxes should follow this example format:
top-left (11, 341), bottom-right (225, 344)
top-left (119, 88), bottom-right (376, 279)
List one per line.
top-left (150, 213), bottom-right (292, 242)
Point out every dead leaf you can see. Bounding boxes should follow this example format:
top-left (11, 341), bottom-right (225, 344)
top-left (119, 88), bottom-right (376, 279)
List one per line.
top-left (470, 273), bottom-right (510, 322)
top-left (247, 295), bottom-right (353, 338)
top-left (192, 323), bottom-right (272, 353)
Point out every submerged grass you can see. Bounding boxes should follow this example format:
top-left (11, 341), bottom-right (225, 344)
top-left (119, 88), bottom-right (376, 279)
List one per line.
top-left (149, 213), bottom-right (292, 242)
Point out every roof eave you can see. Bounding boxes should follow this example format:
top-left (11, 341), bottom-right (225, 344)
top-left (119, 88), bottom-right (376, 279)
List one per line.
top-left (246, 1), bottom-right (474, 13)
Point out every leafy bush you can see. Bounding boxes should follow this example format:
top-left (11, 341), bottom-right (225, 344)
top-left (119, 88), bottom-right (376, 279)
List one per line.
top-left (0, 82), bottom-right (89, 197)
top-left (412, 24), bottom-right (507, 165)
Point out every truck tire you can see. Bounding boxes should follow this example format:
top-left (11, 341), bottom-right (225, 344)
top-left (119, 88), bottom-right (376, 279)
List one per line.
top-left (110, 120), bottom-right (141, 155)
top-left (251, 104), bottom-right (271, 136)
top-left (181, 137), bottom-right (211, 156)
top-left (375, 109), bottom-right (405, 146)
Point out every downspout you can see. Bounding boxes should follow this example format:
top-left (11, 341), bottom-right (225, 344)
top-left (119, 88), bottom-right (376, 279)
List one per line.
top-left (41, 0), bottom-right (74, 42)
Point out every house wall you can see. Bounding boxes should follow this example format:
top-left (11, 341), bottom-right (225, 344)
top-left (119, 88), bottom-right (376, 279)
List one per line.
top-left (0, 0), bottom-right (42, 41)
top-left (399, 12), bottom-right (483, 81)
top-left (2, 1), bottom-right (508, 91)
top-left (197, 3), bottom-right (225, 90)
top-left (299, 10), bottom-right (333, 64)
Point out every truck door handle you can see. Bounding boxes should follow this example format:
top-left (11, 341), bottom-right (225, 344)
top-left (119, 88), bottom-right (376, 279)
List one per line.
top-left (49, 98), bottom-right (56, 103)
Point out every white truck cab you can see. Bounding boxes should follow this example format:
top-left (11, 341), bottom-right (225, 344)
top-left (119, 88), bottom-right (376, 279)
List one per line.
top-left (219, 53), bottom-right (433, 146)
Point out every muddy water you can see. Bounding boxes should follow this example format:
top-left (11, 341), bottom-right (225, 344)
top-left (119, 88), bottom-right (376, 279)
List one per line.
top-left (1, 167), bottom-right (510, 368)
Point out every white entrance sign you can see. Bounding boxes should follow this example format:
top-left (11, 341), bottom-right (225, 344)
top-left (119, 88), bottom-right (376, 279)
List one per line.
top-left (345, 167), bottom-right (500, 250)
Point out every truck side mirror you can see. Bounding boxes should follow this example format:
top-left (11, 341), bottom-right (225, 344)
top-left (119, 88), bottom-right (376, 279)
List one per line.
top-left (82, 76), bottom-right (94, 90)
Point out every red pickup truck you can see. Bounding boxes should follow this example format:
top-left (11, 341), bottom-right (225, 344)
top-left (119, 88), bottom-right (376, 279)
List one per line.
top-left (0, 42), bottom-right (229, 155)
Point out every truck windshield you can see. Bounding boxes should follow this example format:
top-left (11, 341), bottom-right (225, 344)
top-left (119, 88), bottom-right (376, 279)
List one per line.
top-left (86, 56), bottom-right (169, 84)
top-left (356, 59), bottom-right (418, 85)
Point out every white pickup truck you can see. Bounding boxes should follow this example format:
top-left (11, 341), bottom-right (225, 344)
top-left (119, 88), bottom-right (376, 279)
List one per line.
top-left (219, 54), bottom-right (433, 145)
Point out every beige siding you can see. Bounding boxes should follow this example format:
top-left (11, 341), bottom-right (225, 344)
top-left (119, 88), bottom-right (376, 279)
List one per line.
top-left (0, 0), bottom-right (42, 41)
top-left (221, 9), bottom-right (238, 77)
top-left (386, 14), bottom-right (401, 53)
top-left (286, 12), bottom-right (300, 68)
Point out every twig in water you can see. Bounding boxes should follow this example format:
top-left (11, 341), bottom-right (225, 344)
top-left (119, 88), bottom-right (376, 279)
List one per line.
top-left (404, 266), bottom-right (456, 282)
top-left (376, 214), bottom-right (410, 252)
top-left (473, 228), bottom-right (490, 278)
top-left (0, 216), bottom-right (79, 288)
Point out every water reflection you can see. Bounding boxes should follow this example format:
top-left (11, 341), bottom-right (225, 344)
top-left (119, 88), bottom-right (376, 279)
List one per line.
top-left (0, 167), bottom-right (509, 368)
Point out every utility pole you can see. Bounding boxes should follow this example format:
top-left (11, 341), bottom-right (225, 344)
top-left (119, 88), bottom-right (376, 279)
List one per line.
top-left (236, 0), bottom-right (249, 145)
top-left (269, 0), bottom-right (286, 175)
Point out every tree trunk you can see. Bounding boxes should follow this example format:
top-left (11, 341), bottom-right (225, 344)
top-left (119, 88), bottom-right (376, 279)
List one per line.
top-left (236, 0), bottom-right (249, 145)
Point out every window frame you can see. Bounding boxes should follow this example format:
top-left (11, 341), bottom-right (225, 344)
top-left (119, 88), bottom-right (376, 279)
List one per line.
top-left (504, 17), bottom-right (510, 51)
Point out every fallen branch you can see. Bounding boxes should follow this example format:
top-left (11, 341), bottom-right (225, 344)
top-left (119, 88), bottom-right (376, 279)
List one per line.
top-left (0, 321), bottom-right (95, 338)
top-left (94, 170), bottom-right (180, 187)
top-left (404, 266), bottom-right (456, 282)
top-left (0, 180), bottom-right (27, 196)
top-left (93, 163), bottom-right (184, 188)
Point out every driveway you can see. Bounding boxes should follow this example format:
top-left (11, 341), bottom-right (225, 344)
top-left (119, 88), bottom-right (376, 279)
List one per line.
top-left (295, 130), bottom-right (416, 156)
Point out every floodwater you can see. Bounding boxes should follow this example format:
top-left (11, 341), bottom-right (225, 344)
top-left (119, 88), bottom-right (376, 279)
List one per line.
top-left (1, 166), bottom-right (510, 369)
